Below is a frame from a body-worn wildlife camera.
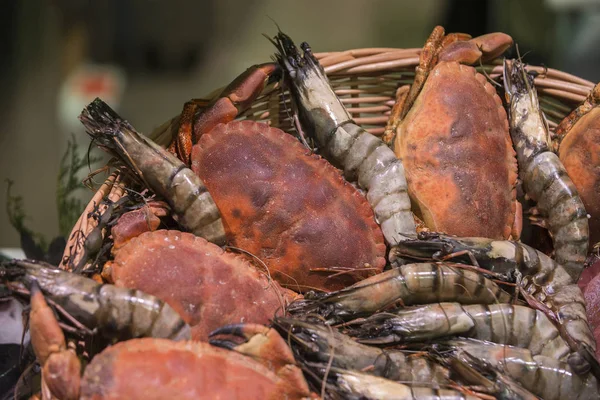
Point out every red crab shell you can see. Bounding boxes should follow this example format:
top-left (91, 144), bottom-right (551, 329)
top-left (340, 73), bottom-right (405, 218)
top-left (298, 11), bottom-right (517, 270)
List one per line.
top-left (80, 338), bottom-right (311, 400)
top-left (110, 230), bottom-right (296, 340)
top-left (558, 107), bottom-right (600, 245)
top-left (394, 62), bottom-right (517, 239)
top-left (191, 120), bottom-right (387, 292)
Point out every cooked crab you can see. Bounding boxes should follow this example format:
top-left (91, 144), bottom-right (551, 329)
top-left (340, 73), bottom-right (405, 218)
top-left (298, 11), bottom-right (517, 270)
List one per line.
top-left (106, 229), bottom-right (297, 341)
top-left (554, 82), bottom-right (600, 247)
top-left (25, 281), bottom-right (314, 400)
top-left (383, 26), bottom-right (519, 240)
top-left (81, 64), bottom-right (387, 292)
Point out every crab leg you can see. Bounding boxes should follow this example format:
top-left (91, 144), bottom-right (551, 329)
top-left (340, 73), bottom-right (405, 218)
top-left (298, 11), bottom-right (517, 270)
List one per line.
top-left (504, 59), bottom-right (590, 280)
top-left (166, 98), bottom-right (209, 165)
top-left (79, 99), bottom-right (227, 245)
top-left (555, 83), bottom-right (600, 142)
top-left (271, 32), bottom-right (417, 246)
top-left (163, 63), bottom-right (281, 165)
top-left (29, 282), bottom-right (81, 400)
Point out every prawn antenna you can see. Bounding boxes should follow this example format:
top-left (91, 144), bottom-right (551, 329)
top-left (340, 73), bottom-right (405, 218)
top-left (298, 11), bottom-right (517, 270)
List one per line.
top-left (478, 56), bottom-right (502, 88)
top-left (86, 139), bottom-right (95, 170)
top-left (515, 44), bottom-right (537, 108)
top-left (266, 15), bottom-right (283, 34)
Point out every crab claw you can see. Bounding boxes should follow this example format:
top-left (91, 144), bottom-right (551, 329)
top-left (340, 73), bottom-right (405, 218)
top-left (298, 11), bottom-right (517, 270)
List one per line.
top-left (209, 323), bottom-right (313, 397)
top-left (30, 282), bottom-right (81, 400)
top-left (208, 338), bottom-right (238, 351)
top-left (208, 323), bottom-right (255, 350)
top-left (29, 281), bottom-right (67, 365)
top-left (470, 32), bottom-right (513, 62)
top-left (210, 323), bottom-right (296, 372)
top-left (272, 317), bottom-right (325, 352)
top-left (438, 41), bottom-right (483, 65)
top-left (209, 323), bottom-right (253, 340)
top-left (437, 32), bottom-right (513, 65)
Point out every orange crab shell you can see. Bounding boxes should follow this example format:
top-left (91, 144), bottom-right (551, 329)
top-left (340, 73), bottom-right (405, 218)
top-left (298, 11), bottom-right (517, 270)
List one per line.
top-left (394, 62), bottom-right (518, 239)
top-left (80, 338), bottom-right (312, 400)
top-left (191, 120), bottom-right (387, 292)
top-left (110, 230), bottom-right (296, 341)
top-left (558, 107), bottom-right (600, 245)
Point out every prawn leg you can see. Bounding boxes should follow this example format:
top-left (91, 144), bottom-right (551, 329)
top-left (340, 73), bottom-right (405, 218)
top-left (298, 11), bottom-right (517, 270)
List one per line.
top-left (442, 338), bottom-right (599, 400)
top-left (310, 366), bottom-right (480, 400)
top-left (269, 317), bottom-right (451, 385)
top-left (446, 354), bottom-right (539, 400)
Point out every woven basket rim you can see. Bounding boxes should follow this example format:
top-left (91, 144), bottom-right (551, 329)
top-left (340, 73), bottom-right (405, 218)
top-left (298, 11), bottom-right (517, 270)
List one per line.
top-left (60, 44), bottom-right (597, 271)
top-left (313, 47), bottom-right (594, 87)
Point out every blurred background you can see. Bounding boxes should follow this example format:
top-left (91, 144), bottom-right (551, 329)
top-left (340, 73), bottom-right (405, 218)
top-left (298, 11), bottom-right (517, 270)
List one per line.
top-left (1, 0), bottom-right (600, 255)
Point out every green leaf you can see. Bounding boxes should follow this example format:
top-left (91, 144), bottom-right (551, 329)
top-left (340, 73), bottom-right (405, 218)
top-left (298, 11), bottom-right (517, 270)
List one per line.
top-left (56, 134), bottom-right (102, 238)
top-left (5, 178), bottom-right (48, 252)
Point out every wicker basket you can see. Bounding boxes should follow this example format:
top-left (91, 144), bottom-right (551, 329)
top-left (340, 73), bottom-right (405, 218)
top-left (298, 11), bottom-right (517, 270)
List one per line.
top-left (60, 46), bottom-right (595, 272)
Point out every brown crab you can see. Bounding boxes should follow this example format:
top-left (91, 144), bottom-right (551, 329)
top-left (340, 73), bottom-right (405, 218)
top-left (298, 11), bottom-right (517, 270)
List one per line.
top-left (28, 284), bottom-right (314, 399)
top-left (105, 229), bottom-right (297, 341)
top-left (383, 26), bottom-right (519, 240)
top-left (142, 63), bottom-right (386, 291)
top-left (554, 82), bottom-right (600, 247)
top-left (191, 120), bottom-right (386, 291)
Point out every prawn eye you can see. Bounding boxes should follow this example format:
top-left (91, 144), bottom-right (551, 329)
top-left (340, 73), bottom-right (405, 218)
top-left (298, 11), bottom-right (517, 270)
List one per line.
top-left (567, 352), bottom-right (590, 375)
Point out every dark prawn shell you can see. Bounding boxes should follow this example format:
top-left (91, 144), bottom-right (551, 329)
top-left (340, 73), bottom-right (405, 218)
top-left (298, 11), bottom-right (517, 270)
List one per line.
top-left (504, 59), bottom-right (589, 281)
top-left (1, 259), bottom-right (190, 341)
top-left (287, 262), bottom-right (512, 324)
top-left (392, 234), bottom-right (598, 376)
top-left (272, 317), bottom-right (450, 385)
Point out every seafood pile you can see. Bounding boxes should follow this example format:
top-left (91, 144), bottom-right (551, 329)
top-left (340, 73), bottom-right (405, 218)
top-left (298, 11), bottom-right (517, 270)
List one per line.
top-left (2, 26), bottom-right (600, 399)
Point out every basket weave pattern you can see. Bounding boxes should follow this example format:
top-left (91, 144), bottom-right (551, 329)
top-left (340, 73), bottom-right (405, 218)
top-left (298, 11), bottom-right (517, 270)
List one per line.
top-left (60, 46), bottom-right (595, 271)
